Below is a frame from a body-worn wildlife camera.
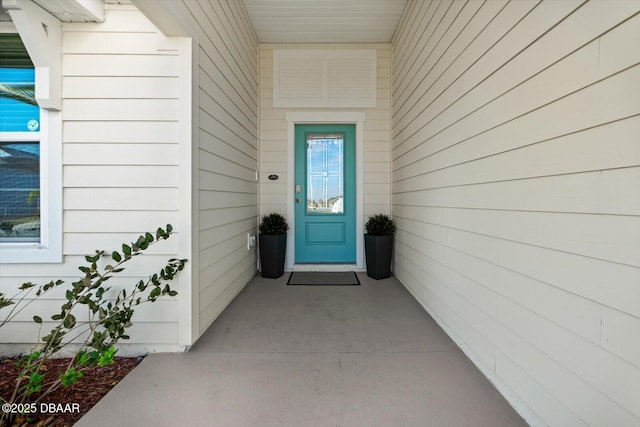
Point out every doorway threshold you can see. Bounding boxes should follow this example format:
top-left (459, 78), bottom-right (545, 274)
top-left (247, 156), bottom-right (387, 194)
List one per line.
top-left (290, 264), bottom-right (362, 272)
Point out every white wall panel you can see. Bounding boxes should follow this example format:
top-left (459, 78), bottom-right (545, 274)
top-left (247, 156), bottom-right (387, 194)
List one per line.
top-left (63, 99), bottom-right (179, 121)
top-left (63, 54), bottom-right (179, 76)
top-left (63, 121), bottom-right (178, 143)
top-left (602, 307), bottom-right (640, 369)
top-left (62, 32), bottom-right (179, 54)
top-left (63, 232), bottom-right (180, 255)
top-left (63, 143), bottom-right (179, 165)
top-left (62, 76), bottom-right (179, 98)
top-left (168, 0), bottom-right (259, 338)
top-left (64, 211), bottom-right (178, 233)
top-left (392, 1), bottom-right (640, 425)
top-left (0, 255), bottom-right (179, 280)
top-left (64, 166), bottom-right (178, 188)
top-left (64, 188), bottom-right (178, 211)
top-left (0, 5), bottom-right (187, 354)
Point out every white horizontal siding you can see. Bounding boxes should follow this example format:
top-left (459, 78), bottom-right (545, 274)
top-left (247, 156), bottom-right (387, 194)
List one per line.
top-left (64, 54), bottom-right (179, 76)
top-left (62, 76), bottom-right (180, 98)
top-left (63, 99), bottom-right (179, 121)
top-left (393, 117), bottom-right (640, 186)
top-left (64, 188), bottom-right (178, 210)
top-left (0, 256), bottom-right (182, 283)
top-left (62, 32), bottom-right (181, 55)
top-left (7, 299), bottom-right (177, 324)
top-left (64, 143), bottom-right (178, 164)
top-left (1, 322), bottom-right (180, 346)
top-left (166, 0), bottom-right (259, 337)
top-left (392, 1), bottom-right (640, 426)
top-left (63, 232), bottom-right (180, 255)
top-left (0, 5), bottom-right (186, 354)
top-left (64, 166), bottom-right (178, 188)
top-left (64, 211), bottom-right (178, 232)
top-left (63, 121), bottom-right (179, 143)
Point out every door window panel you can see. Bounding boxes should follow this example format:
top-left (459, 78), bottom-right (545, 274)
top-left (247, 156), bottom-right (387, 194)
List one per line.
top-left (306, 133), bottom-right (344, 214)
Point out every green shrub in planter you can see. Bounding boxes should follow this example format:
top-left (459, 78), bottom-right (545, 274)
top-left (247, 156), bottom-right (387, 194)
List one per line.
top-left (259, 213), bottom-right (289, 278)
top-left (259, 212), bottom-right (289, 235)
top-left (364, 214), bottom-right (396, 236)
top-left (364, 214), bottom-right (396, 280)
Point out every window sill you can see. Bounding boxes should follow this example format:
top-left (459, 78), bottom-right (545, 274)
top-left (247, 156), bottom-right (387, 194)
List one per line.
top-left (0, 243), bottom-right (62, 263)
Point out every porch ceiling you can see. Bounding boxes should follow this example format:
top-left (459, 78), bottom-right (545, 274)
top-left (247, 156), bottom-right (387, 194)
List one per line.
top-left (242, 0), bottom-right (407, 44)
top-left (2, 0), bottom-right (407, 43)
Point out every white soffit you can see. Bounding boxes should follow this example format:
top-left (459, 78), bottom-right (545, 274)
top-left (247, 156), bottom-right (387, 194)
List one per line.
top-left (1, 0), bottom-right (112, 23)
top-left (31, 0), bottom-right (105, 22)
top-left (1, 0), bottom-right (131, 24)
top-left (243, 0), bottom-right (407, 43)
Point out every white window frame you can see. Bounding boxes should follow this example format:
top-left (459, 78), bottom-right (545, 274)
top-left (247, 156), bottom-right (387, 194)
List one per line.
top-left (0, 22), bottom-right (62, 264)
top-left (0, 111), bottom-right (62, 263)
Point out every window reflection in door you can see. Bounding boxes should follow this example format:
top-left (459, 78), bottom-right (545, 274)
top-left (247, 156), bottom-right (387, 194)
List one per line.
top-left (306, 133), bottom-right (344, 214)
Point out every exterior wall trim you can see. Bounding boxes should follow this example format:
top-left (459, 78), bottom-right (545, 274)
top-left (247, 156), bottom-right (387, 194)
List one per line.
top-left (5, 0), bottom-right (62, 110)
top-left (177, 36), bottom-right (197, 347)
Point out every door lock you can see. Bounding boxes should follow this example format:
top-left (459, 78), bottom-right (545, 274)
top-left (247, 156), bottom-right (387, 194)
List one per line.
top-left (295, 184), bottom-right (301, 194)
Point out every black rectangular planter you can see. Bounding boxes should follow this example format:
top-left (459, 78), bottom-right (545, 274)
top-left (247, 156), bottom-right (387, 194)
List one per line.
top-left (364, 234), bottom-right (393, 280)
top-left (259, 234), bottom-right (287, 278)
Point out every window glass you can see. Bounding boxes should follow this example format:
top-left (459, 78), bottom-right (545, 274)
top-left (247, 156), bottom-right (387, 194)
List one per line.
top-left (0, 142), bottom-right (40, 241)
top-left (306, 133), bottom-right (344, 214)
top-left (0, 59), bottom-right (40, 241)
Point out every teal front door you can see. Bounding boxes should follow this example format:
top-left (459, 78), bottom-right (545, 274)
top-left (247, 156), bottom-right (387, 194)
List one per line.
top-left (295, 124), bottom-right (356, 263)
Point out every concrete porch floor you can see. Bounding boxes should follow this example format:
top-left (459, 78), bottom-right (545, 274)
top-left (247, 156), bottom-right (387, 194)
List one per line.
top-left (76, 273), bottom-right (527, 427)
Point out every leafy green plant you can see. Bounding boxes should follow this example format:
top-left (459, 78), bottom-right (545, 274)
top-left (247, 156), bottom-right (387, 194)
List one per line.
top-left (364, 214), bottom-right (396, 236)
top-left (259, 213), bottom-right (289, 235)
top-left (0, 225), bottom-right (186, 427)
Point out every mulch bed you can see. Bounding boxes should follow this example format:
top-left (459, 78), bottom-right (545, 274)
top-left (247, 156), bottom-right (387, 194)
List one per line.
top-left (0, 356), bottom-right (142, 426)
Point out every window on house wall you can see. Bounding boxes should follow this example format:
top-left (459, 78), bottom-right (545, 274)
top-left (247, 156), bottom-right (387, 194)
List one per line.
top-left (0, 28), bottom-right (61, 262)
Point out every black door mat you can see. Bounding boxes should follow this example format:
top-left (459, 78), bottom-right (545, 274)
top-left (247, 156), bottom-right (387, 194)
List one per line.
top-left (287, 271), bottom-right (360, 286)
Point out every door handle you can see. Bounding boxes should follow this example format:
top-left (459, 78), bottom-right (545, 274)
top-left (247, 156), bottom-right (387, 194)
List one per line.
top-left (295, 198), bottom-right (301, 203)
